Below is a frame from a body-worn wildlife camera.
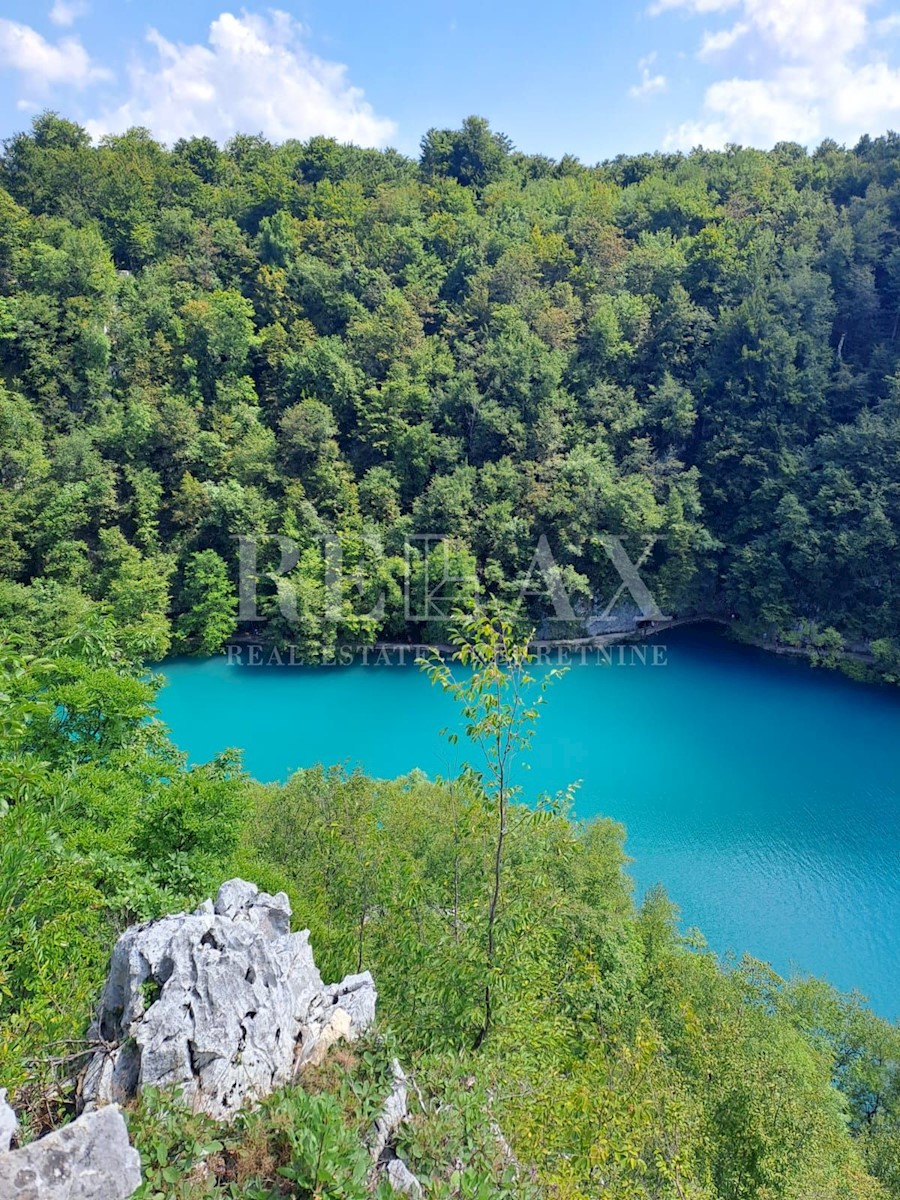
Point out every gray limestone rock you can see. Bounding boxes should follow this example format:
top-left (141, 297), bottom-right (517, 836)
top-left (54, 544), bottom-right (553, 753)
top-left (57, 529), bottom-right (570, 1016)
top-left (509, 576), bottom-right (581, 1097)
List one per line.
top-left (370, 1060), bottom-right (423, 1199)
top-left (80, 880), bottom-right (376, 1121)
top-left (370, 1059), bottom-right (410, 1160)
top-left (0, 1105), bottom-right (141, 1200)
top-left (386, 1156), bottom-right (424, 1198)
top-left (0, 1088), bottom-right (18, 1153)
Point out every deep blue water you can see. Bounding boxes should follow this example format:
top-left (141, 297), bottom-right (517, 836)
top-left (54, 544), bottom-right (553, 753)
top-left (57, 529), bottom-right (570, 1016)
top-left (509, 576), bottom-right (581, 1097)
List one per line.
top-left (155, 629), bottom-right (900, 1018)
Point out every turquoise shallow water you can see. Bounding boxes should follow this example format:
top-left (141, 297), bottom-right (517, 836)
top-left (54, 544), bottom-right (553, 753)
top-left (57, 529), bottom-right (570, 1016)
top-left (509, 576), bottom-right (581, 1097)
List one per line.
top-left (156, 629), bottom-right (900, 1018)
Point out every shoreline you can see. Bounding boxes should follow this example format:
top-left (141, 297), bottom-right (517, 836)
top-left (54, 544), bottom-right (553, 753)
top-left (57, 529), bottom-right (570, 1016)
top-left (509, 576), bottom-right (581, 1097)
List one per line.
top-left (216, 615), bottom-right (886, 680)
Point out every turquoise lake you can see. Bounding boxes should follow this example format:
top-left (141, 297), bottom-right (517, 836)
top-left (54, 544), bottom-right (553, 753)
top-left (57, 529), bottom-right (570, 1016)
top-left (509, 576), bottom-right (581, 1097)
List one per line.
top-left (156, 628), bottom-right (900, 1018)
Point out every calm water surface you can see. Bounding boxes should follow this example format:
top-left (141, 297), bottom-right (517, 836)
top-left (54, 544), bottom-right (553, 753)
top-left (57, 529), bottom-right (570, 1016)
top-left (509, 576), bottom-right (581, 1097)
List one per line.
top-left (156, 629), bottom-right (900, 1017)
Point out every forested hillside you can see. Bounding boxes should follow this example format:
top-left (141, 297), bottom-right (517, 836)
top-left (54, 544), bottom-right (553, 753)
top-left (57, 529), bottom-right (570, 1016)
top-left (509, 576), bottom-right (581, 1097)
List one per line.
top-left (1, 114), bottom-right (899, 665)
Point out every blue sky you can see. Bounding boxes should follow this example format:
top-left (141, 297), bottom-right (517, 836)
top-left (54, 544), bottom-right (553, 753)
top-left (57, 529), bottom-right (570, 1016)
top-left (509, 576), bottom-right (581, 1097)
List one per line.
top-left (2, 1), bottom-right (900, 161)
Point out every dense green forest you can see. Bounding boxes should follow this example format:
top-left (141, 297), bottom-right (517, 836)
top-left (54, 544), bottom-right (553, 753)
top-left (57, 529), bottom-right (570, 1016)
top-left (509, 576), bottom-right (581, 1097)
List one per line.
top-left (1, 113), bottom-right (899, 667)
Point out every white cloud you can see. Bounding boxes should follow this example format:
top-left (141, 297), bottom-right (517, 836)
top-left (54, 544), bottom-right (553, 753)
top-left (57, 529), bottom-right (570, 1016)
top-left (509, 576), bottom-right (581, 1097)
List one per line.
top-left (86, 10), bottom-right (397, 147)
top-left (831, 60), bottom-right (900, 126)
top-left (652, 0), bottom-right (900, 148)
top-left (668, 70), bottom-right (822, 148)
top-left (0, 17), bottom-right (109, 89)
top-left (650, 0), bottom-right (739, 13)
top-left (698, 22), bottom-right (749, 57)
top-left (656, 0), bottom-right (874, 55)
top-left (49, 1), bottom-right (89, 27)
top-left (629, 52), bottom-right (668, 99)
top-left (742, 0), bottom-right (872, 60)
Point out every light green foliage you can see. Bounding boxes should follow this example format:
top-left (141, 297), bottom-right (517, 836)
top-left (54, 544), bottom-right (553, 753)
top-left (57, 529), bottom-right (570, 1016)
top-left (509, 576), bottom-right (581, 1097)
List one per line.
top-left (784, 622), bottom-right (847, 668)
top-left (421, 611), bottom-right (565, 1046)
top-left (871, 638), bottom-right (900, 683)
top-left (127, 1088), bottom-right (225, 1200)
top-left (124, 1038), bottom-right (519, 1199)
top-left (0, 632), bottom-right (247, 1106)
top-left (260, 1089), bottom-right (372, 1200)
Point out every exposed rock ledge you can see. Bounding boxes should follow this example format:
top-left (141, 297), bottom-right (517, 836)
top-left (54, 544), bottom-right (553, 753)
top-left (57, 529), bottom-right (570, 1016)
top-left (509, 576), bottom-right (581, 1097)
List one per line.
top-left (80, 878), bottom-right (377, 1121)
top-left (76, 879), bottom-right (421, 1195)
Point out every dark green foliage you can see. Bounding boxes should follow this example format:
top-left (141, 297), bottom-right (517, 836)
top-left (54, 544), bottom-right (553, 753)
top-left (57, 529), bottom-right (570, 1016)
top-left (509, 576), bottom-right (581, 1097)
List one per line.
top-left (2, 116), bottom-right (898, 665)
top-left (420, 116), bottom-right (514, 190)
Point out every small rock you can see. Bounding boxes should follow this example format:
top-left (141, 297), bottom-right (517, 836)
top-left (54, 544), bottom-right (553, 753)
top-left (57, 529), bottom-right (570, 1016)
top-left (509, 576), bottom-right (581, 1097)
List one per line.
top-left (370, 1060), bottom-right (424, 1198)
top-left (0, 1104), bottom-right (141, 1200)
top-left (0, 1088), bottom-right (17, 1153)
top-left (371, 1060), bottom-right (410, 1159)
top-left (386, 1156), bottom-right (424, 1198)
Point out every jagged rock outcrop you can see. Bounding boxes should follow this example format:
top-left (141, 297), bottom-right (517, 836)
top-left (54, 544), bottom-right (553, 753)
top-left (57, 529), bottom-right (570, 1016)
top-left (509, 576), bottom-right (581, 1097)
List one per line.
top-left (78, 879), bottom-right (420, 1196)
top-left (0, 1097), bottom-right (141, 1200)
top-left (80, 879), bottom-right (377, 1121)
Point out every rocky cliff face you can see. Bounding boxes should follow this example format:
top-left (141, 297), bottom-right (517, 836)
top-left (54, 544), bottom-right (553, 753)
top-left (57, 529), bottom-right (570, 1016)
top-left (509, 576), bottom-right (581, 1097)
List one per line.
top-left (80, 879), bottom-right (378, 1121)
top-left (2, 881), bottom-right (423, 1199)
